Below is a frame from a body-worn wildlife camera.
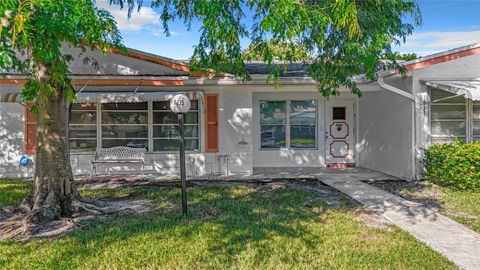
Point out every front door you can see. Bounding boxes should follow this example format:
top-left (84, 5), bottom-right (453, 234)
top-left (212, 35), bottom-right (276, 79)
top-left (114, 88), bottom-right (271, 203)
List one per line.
top-left (325, 100), bottom-right (355, 166)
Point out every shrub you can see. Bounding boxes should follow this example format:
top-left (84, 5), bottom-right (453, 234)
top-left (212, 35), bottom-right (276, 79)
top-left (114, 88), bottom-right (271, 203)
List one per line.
top-left (422, 140), bottom-right (480, 191)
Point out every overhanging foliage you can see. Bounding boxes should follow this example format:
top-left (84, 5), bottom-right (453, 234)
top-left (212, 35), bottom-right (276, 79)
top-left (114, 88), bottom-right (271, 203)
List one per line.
top-left (110, 0), bottom-right (421, 96)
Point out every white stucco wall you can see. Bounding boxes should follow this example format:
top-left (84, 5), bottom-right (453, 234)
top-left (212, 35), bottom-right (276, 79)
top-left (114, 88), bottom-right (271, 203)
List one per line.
top-left (0, 86), bottom-right (34, 178)
top-left (0, 83), bottom-right (361, 177)
top-left (413, 53), bottom-right (480, 147)
top-left (357, 86), bottom-right (414, 179)
top-left (68, 87), bottom-right (255, 177)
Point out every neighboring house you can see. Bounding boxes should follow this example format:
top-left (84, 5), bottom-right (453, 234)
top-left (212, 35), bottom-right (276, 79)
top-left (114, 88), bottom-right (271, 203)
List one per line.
top-left (1, 43), bottom-right (479, 179)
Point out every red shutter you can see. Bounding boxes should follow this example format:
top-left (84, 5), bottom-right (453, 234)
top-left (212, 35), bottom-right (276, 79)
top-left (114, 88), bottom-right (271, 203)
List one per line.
top-left (205, 94), bottom-right (219, 152)
top-left (24, 104), bottom-right (37, 155)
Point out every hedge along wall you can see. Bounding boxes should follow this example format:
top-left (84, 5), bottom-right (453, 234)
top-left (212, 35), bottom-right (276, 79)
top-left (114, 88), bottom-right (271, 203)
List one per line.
top-left (422, 141), bottom-right (480, 191)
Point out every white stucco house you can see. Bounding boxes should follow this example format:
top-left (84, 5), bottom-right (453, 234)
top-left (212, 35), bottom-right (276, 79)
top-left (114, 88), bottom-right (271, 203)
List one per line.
top-left (1, 43), bottom-right (480, 180)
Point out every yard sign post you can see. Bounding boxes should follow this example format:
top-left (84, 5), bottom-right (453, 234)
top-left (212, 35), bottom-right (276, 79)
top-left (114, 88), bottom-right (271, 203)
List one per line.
top-left (170, 94), bottom-right (191, 216)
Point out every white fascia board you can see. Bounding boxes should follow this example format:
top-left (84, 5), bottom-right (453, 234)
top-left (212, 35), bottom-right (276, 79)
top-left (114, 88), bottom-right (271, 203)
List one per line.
top-left (400, 42), bottom-right (480, 67)
top-left (0, 74), bottom-right (190, 81)
top-left (184, 74), bottom-right (373, 86)
top-left (70, 75), bottom-right (190, 80)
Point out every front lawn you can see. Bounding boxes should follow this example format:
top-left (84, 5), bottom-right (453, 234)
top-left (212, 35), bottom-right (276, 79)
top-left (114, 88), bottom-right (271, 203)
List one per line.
top-left (439, 186), bottom-right (480, 232)
top-left (0, 179), bottom-right (456, 269)
top-left (371, 180), bottom-right (480, 233)
top-left (0, 179), bottom-right (31, 207)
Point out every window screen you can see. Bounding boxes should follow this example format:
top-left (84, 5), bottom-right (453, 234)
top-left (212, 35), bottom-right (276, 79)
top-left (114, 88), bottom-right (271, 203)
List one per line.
top-left (259, 100), bottom-right (316, 149)
top-left (153, 100), bottom-right (199, 151)
top-left (260, 101), bottom-right (286, 149)
top-left (101, 102), bottom-right (148, 149)
top-left (430, 89), bottom-right (467, 144)
top-left (69, 103), bottom-right (97, 151)
top-left (290, 101), bottom-right (316, 148)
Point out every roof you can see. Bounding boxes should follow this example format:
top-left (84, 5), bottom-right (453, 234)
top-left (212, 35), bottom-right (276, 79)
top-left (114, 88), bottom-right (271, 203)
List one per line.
top-left (2, 42), bottom-right (480, 82)
top-left (244, 62), bottom-right (309, 77)
top-left (0, 45), bottom-right (190, 77)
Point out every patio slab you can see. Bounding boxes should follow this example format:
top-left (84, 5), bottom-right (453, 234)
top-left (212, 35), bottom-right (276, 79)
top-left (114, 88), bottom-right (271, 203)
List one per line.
top-left (319, 176), bottom-right (480, 270)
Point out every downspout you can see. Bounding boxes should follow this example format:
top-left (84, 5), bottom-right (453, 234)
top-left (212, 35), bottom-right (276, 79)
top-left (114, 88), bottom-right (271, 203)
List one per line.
top-left (377, 72), bottom-right (418, 180)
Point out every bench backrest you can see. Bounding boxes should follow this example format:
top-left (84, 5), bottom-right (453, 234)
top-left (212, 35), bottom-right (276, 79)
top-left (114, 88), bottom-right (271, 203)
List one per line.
top-left (95, 146), bottom-right (146, 161)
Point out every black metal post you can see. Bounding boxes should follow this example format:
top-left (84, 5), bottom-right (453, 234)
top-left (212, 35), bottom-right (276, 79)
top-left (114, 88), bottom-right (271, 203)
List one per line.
top-left (178, 113), bottom-right (187, 216)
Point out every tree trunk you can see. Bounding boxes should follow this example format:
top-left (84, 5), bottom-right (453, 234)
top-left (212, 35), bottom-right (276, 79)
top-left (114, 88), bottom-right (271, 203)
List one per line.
top-left (24, 62), bottom-right (80, 224)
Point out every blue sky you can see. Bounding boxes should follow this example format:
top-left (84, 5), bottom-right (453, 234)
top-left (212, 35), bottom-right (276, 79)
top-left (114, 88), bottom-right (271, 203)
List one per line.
top-left (96, 0), bottom-right (480, 59)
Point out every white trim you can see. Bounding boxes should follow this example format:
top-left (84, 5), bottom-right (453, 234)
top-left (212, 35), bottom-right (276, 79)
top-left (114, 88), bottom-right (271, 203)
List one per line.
top-left (401, 42), bottom-right (480, 67)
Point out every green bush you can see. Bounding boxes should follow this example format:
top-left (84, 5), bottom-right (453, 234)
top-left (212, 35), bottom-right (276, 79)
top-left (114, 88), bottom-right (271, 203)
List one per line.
top-left (422, 140), bottom-right (480, 191)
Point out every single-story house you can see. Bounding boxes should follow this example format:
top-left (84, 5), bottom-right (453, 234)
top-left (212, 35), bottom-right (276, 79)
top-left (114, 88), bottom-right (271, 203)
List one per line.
top-left (1, 43), bottom-right (480, 179)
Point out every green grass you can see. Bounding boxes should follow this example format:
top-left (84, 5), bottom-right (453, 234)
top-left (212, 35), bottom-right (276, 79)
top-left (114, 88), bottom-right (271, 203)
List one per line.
top-left (0, 180), bottom-right (31, 207)
top-left (438, 186), bottom-right (480, 233)
top-left (375, 180), bottom-right (480, 234)
top-left (0, 180), bottom-right (457, 269)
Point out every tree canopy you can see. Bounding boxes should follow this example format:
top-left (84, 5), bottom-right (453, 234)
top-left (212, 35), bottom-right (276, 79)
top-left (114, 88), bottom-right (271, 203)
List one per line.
top-left (0, 0), bottom-right (123, 227)
top-left (384, 52), bottom-right (418, 61)
top-left (0, 0), bottom-right (123, 107)
top-left (111, 0), bottom-right (421, 96)
top-left (242, 39), bottom-right (313, 61)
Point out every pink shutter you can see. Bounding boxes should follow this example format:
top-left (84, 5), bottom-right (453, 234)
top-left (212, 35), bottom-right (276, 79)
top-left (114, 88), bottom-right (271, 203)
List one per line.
top-left (24, 104), bottom-right (37, 155)
top-left (205, 94), bottom-right (219, 152)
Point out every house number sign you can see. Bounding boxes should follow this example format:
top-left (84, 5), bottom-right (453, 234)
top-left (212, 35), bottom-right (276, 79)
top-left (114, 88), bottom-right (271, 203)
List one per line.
top-left (170, 94), bottom-right (191, 114)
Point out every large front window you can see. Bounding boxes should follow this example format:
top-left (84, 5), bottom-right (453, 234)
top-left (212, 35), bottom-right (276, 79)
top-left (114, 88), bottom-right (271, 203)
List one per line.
top-left (260, 100), bottom-right (316, 149)
top-left (69, 100), bottom-right (200, 151)
top-left (101, 102), bottom-right (148, 149)
top-left (430, 88), bottom-right (480, 143)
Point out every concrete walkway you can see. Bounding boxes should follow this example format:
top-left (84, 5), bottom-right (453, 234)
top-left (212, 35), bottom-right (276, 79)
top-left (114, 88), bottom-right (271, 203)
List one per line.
top-left (318, 175), bottom-right (480, 270)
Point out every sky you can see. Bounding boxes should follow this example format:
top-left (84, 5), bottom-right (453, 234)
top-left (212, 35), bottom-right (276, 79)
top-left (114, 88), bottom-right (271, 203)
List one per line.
top-left (95, 0), bottom-right (480, 59)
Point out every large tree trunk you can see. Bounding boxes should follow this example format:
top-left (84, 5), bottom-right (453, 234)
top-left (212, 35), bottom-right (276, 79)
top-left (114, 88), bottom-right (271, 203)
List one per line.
top-left (24, 62), bottom-right (80, 224)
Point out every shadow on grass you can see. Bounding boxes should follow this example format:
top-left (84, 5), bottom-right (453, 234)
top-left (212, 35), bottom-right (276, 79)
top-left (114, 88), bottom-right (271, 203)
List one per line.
top-left (0, 180), bottom-right (31, 207)
top-left (0, 185), bottom-right (339, 268)
top-left (367, 180), bottom-right (445, 212)
top-left (64, 186), bottom-right (323, 267)
top-left (0, 183), bottom-right (457, 269)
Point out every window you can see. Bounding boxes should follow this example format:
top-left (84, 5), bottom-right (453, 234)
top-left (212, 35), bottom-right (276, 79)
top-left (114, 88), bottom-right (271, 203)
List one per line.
top-left (68, 99), bottom-right (200, 152)
top-left (260, 100), bottom-right (316, 149)
top-left (290, 101), bottom-right (316, 148)
top-left (430, 88), bottom-right (471, 143)
top-left (260, 101), bottom-right (286, 148)
top-left (70, 103), bottom-right (97, 150)
top-left (101, 102), bottom-right (148, 149)
top-left (473, 101), bottom-right (480, 142)
top-left (332, 107), bottom-right (346, 120)
top-left (152, 100), bottom-right (199, 151)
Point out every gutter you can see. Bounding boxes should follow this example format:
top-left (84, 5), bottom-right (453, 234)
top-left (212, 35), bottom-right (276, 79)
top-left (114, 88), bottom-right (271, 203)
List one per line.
top-left (377, 71), bottom-right (415, 101)
top-left (377, 71), bottom-right (418, 180)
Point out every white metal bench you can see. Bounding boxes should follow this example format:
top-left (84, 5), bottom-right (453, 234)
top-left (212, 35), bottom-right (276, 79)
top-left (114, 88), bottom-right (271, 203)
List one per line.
top-left (90, 146), bottom-right (146, 176)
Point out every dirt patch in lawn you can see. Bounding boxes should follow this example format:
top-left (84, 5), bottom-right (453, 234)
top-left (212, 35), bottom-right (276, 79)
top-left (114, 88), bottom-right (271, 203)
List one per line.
top-left (368, 180), bottom-right (480, 220)
top-left (369, 180), bottom-right (444, 211)
top-left (0, 197), bottom-right (157, 242)
top-left (1, 177), bottom-right (391, 242)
